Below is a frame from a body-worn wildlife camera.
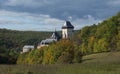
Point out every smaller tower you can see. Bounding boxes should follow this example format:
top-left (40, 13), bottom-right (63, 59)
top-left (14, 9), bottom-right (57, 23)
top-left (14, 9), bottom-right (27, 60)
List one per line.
top-left (62, 21), bottom-right (74, 39)
top-left (50, 30), bottom-right (60, 41)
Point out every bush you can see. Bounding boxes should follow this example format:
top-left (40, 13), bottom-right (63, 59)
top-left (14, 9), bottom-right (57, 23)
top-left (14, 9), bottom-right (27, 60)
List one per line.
top-left (57, 52), bottom-right (73, 64)
top-left (73, 50), bottom-right (83, 63)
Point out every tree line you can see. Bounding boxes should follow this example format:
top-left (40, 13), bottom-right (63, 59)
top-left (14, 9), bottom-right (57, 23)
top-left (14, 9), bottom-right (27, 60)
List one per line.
top-left (0, 29), bottom-right (52, 64)
top-left (0, 12), bottom-right (120, 64)
top-left (17, 40), bottom-right (82, 64)
top-left (73, 12), bottom-right (120, 54)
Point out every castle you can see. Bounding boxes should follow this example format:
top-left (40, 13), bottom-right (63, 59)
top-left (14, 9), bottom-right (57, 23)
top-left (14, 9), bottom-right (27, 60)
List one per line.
top-left (22, 21), bottom-right (74, 53)
top-left (62, 21), bottom-right (74, 39)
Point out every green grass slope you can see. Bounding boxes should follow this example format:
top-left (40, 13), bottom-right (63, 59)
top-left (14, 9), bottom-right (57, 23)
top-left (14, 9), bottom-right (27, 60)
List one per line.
top-left (0, 51), bottom-right (120, 74)
top-left (83, 51), bottom-right (120, 63)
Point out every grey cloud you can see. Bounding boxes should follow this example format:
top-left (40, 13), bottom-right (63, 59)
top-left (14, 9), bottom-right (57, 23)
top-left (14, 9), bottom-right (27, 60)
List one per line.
top-left (1, 0), bottom-right (120, 20)
top-left (4, 0), bottom-right (60, 7)
top-left (0, 0), bottom-right (120, 31)
top-left (108, 0), bottom-right (120, 6)
top-left (0, 10), bottom-right (101, 31)
top-left (0, 10), bottom-right (64, 31)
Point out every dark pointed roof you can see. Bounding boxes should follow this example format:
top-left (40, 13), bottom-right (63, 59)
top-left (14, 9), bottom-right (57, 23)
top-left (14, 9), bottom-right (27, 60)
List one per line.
top-left (51, 31), bottom-right (60, 40)
top-left (62, 21), bottom-right (74, 29)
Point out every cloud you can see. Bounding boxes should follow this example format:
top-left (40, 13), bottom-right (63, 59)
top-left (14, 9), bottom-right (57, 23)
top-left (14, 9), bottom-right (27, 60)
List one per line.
top-left (1, 0), bottom-right (120, 20)
top-left (0, 10), bottom-right (64, 31)
top-left (4, 0), bottom-right (59, 8)
top-left (72, 15), bottom-right (101, 30)
top-left (0, 0), bottom-right (119, 31)
top-left (6, 0), bottom-right (43, 7)
top-left (0, 10), bottom-right (63, 24)
top-left (0, 10), bottom-right (102, 31)
top-left (108, 0), bottom-right (120, 6)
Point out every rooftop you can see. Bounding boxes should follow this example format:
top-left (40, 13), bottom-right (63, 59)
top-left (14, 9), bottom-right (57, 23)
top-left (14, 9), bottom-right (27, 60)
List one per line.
top-left (40, 38), bottom-right (57, 44)
top-left (62, 21), bottom-right (74, 29)
top-left (23, 45), bottom-right (34, 49)
top-left (40, 31), bottom-right (60, 45)
top-left (51, 31), bottom-right (60, 40)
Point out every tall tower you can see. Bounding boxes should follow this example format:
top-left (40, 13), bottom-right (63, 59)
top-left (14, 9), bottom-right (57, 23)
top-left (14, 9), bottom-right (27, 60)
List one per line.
top-left (62, 21), bottom-right (74, 39)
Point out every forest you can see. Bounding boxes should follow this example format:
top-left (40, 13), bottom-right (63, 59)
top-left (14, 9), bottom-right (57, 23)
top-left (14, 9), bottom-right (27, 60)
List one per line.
top-left (0, 29), bottom-right (52, 64)
top-left (17, 12), bottom-right (120, 64)
top-left (0, 12), bottom-right (120, 64)
top-left (74, 12), bottom-right (120, 54)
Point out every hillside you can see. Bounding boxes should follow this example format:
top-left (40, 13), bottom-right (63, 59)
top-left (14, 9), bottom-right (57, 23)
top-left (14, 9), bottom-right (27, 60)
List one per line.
top-left (17, 12), bottom-right (120, 65)
top-left (0, 29), bottom-right (52, 51)
top-left (0, 51), bottom-right (120, 74)
top-left (73, 12), bottom-right (120, 54)
top-left (0, 29), bottom-right (52, 64)
top-left (0, 12), bottom-right (120, 64)
top-left (83, 51), bottom-right (120, 63)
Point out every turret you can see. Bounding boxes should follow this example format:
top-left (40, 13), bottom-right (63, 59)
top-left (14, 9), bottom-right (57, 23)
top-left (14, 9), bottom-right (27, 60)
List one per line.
top-left (62, 21), bottom-right (74, 39)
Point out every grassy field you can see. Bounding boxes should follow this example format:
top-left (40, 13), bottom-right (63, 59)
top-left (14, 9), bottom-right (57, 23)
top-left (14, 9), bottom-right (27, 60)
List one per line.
top-left (0, 51), bottom-right (120, 74)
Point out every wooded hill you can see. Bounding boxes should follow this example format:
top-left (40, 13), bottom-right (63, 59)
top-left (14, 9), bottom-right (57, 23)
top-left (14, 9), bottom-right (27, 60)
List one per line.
top-left (0, 29), bottom-right (52, 64)
top-left (0, 12), bottom-right (120, 64)
top-left (17, 12), bottom-right (120, 64)
top-left (0, 29), bottom-right (52, 52)
top-left (74, 12), bottom-right (120, 54)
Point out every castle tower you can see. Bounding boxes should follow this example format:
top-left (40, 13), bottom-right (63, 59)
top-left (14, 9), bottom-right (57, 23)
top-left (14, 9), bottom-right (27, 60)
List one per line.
top-left (62, 21), bottom-right (74, 39)
top-left (50, 30), bottom-right (60, 41)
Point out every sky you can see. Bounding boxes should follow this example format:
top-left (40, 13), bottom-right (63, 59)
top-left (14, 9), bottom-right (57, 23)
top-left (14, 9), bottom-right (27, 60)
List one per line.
top-left (0, 0), bottom-right (120, 31)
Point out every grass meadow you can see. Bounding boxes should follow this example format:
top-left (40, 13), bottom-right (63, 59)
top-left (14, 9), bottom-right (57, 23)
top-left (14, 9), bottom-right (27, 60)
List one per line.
top-left (0, 51), bottom-right (120, 74)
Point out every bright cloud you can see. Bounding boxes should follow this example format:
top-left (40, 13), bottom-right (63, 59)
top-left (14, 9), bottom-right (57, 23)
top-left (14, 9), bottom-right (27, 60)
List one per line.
top-left (0, 10), bottom-right (64, 31)
top-left (0, 0), bottom-right (119, 31)
top-left (0, 10), bottom-right (102, 31)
